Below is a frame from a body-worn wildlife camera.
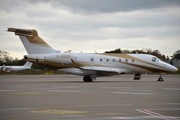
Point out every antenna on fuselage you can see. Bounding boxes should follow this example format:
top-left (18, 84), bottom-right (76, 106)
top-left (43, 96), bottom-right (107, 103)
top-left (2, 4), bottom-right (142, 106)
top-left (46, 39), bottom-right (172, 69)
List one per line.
top-left (64, 50), bottom-right (71, 53)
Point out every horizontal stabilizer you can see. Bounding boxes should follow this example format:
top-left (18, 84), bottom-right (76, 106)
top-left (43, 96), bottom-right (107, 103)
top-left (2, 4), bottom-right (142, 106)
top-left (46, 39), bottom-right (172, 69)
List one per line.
top-left (7, 27), bottom-right (58, 54)
top-left (8, 28), bottom-right (34, 36)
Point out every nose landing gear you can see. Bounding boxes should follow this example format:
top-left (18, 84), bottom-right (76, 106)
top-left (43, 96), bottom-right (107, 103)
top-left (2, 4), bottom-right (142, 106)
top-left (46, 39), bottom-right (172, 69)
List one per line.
top-left (157, 73), bottom-right (164, 82)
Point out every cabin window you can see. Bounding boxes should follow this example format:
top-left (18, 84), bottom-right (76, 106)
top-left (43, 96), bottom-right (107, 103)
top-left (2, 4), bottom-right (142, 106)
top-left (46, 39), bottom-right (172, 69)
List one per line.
top-left (100, 58), bottom-right (103, 62)
top-left (112, 59), bottom-right (115, 62)
top-left (91, 58), bottom-right (94, 62)
top-left (125, 59), bottom-right (128, 62)
top-left (119, 59), bottom-right (122, 62)
top-left (106, 59), bottom-right (109, 62)
top-left (132, 59), bottom-right (135, 62)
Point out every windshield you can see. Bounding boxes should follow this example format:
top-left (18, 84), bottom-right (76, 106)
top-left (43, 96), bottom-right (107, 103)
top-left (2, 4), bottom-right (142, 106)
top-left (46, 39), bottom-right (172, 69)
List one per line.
top-left (152, 57), bottom-right (159, 62)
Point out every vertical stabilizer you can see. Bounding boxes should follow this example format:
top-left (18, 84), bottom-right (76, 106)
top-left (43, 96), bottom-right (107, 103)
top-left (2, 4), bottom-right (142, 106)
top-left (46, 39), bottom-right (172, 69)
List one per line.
top-left (7, 28), bottom-right (58, 54)
top-left (23, 62), bottom-right (33, 69)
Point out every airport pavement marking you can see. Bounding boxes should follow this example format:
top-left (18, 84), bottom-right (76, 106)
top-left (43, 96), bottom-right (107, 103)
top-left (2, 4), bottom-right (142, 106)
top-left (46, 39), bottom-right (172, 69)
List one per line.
top-left (0, 90), bottom-right (19, 92)
top-left (102, 87), bottom-right (132, 89)
top-left (113, 92), bottom-right (154, 95)
top-left (8, 115), bottom-right (86, 120)
top-left (125, 89), bottom-right (153, 92)
top-left (108, 116), bottom-right (157, 119)
top-left (52, 86), bottom-right (80, 88)
top-left (136, 109), bottom-right (178, 120)
top-left (33, 87), bottom-right (55, 90)
top-left (165, 103), bottom-right (180, 105)
top-left (31, 110), bottom-right (87, 114)
top-left (6, 86), bottom-right (29, 88)
top-left (33, 86), bottom-right (80, 90)
top-left (47, 90), bottom-right (81, 93)
top-left (8, 112), bottom-right (125, 120)
top-left (54, 104), bottom-right (132, 108)
top-left (147, 108), bottom-right (180, 110)
top-left (8, 92), bottom-right (41, 95)
top-left (0, 108), bottom-right (33, 111)
top-left (103, 87), bottom-right (153, 94)
top-left (162, 88), bottom-right (180, 91)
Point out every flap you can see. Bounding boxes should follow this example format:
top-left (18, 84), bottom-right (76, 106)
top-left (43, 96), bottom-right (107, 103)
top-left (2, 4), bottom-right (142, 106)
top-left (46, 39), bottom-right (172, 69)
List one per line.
top-left (80, 66), bottom-right (129, 74)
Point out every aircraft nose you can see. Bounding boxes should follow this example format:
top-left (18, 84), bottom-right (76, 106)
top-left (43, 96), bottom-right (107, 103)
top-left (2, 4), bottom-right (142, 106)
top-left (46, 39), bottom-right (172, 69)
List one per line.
top-left (173, 66), bottom-right (178, 72)
top-left (164, 63), bottom-right (178, 72)
top-left (169, 65), bottom-right (178, 72)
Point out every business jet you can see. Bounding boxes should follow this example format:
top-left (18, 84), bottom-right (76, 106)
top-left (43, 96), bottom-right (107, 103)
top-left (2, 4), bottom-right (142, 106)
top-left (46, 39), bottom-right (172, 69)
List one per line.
top-left (0, 61), bottom-right (32, 72)
top-left (7, 28), bottom-right (178, 82)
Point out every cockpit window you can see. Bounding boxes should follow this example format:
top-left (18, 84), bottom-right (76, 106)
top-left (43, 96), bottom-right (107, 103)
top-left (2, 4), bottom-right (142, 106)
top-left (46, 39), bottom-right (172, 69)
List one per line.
top-left (152, 57), bottom-right (159, 62)
top-left (152, 57), bottom-right (156, 62)
top-left (156, 59), bottom-right (159, 62)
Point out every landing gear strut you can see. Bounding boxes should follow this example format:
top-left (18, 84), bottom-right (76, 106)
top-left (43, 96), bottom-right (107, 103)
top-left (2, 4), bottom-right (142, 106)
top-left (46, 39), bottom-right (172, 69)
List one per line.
top-left (83, 76), bottom-right (92, 82)
top-left (157, 73), bottom-right (164, 82)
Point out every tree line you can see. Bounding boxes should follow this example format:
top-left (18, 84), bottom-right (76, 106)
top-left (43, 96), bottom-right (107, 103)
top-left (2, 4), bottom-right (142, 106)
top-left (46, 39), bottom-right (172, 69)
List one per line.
top-left (105, 48), bottom-right (180, 61)
top-left (105, 48), bottom-right (169, 61)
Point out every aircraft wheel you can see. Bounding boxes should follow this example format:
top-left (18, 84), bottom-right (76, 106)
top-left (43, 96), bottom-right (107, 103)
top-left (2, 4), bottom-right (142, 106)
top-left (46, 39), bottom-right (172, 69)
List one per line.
top-left (83, 76), bottom-right (92, 82)
top-left (157, 77), bottom-right (164, 82)
top-left (157, 73), bottom-right (164, 82)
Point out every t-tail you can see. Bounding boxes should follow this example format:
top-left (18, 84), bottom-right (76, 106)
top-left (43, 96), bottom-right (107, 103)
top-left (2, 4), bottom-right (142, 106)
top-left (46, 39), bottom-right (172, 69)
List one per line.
top-left (23, 62), bottom-right (33, 69)
top-left (7, 28), bottom-right (60, 54)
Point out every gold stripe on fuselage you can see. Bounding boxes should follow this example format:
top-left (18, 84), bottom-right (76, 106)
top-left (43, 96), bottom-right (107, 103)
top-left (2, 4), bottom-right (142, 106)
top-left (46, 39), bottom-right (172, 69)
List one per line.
top-left (99, 53), bottom-right (166, 72)
top-left (101, 54), bottom-right (164, 68)
top-left (29, 53), bottom-right (167, 72)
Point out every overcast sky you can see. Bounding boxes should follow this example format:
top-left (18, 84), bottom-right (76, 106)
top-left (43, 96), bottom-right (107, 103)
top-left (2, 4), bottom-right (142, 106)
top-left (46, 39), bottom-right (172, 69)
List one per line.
top-left (0, 0), bottom-right (180, 59)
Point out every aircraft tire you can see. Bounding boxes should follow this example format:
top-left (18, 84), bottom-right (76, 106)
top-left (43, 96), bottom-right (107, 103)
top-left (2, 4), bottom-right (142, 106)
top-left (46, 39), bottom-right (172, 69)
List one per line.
top-left (157, 77), bottom-right (164, 82)
top-left (83, 76), bottom-right (92, 82)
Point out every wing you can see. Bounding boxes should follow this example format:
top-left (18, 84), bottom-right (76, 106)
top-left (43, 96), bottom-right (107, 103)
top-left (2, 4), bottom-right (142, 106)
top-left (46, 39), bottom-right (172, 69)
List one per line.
top-left (71, 59), bottom-right (131, 77)
top-left (80, 66), bottom-right (131, 77)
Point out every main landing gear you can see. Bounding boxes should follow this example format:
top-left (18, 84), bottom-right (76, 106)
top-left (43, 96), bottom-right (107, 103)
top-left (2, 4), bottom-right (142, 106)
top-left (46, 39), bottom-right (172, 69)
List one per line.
top-left (83, 76), bottom-right (93, 82)
top-left (157, 73), bottom-right (164, 82)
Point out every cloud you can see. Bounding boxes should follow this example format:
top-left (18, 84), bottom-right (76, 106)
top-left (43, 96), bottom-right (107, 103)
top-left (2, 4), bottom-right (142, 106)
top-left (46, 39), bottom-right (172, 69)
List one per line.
top-left (42, 0), bottom-right (180, 13)
top-left (0, 0), bottom-right (180, 59)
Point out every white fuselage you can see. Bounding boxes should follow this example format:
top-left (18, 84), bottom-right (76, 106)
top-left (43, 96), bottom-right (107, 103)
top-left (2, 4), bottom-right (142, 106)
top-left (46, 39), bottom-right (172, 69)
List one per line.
top-left (25, 53), bottom-right (177, 77)
top-left (0, 62), bottom-right (32, 72)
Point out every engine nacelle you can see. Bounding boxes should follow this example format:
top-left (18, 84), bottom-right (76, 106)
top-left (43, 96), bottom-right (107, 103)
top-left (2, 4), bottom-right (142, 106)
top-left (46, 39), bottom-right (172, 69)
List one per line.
top-left (24, 53), bottom-right (73, 64)
top-left (24, 54), bottom-right (44, 62)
